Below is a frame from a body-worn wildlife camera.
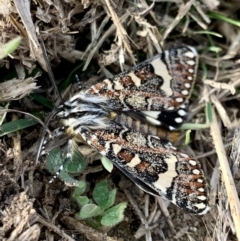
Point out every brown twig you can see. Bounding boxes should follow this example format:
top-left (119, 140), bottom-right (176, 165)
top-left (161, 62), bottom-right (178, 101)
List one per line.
top-left (209, 107), bottom-right (240, 241)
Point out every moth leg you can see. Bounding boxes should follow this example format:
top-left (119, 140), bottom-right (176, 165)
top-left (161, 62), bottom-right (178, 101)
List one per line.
top-left (48, 138), bottom-right (86, 184)
top-left (49, 138), bottom-right (73, 183)
top-left (41, 127), bottom-right (66, 156)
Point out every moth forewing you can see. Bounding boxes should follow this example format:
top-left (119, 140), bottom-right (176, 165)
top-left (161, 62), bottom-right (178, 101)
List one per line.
top-left (85, 46), bottom-right (198, 130)
top-left (79, 121), bottom-right (209, 215)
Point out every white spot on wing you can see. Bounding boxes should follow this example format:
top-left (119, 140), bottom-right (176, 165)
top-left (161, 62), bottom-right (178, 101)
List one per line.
top-left (175, 117), bottom-right (183, 123)
top-left (145, 116), bottom-right (161, 125)
top-left (198, 195), bottom-right (207, 201)
top-left (100, 150), bottom-right (106, 155)
top-left (184, 51), bottom-right (195, 58)
top-left (104, 79), bottom-right (113, 90)
top-left (126, 154), bottom-right (142, 168)
top-left (112, 144), bottom-right (122, 155)
top-left (180, 153), bottom-right (189, 158)
top-left (188, 68), bottom-right (194, 73)
top-left (187, 60), bottom-right (195, 66)
top-left (180, 104), bottom-right (187, 109)
top-left (193, 169), bottom-right (200, 175)
top-left (198, 205), bottom-right (211, 215)
top-left (186, 46), bottom-right (197, 56)
top-left (176, 97), bottom-right (183, 102)
top-left (178, 109), bottom-right (187, 116)
top-left (193, 203), bottom-right (208, 212)
top-left (181, 90), bottom-right (189, 95)
top-left (189, 160), bottom-right (197, 166)
top-left (169, 145), bottom-right (177, 150)
top-left (150, 57), bottom-right (173, 96)
top-left (153, 155), bottom-right (178, 193)
top-left (141, 111), bottom-right (161, 119)
top-left (128, 72), bottom-right (141, 87)
top-left (113, 80), bottom-right (124, 90)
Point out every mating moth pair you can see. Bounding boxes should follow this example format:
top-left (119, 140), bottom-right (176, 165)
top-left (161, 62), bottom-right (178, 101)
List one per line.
top-left (41, 46), bottom-right (210, 215)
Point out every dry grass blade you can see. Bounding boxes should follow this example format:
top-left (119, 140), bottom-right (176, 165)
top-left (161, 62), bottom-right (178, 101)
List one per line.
top-left (211, 95), bottom-right (232, 129)
top-left (204, 79), bottom-right (236, 95)
top-left (161, 0), bottom-right (195, 45)
top-left (83, 11), bottom-right (130, 71)
top-left (103, 0), bottom-right (135, 67)
top-left (0, 75), bottom-right (39, 101)
top-left (36, 215), bottom-right (76, 241)
top-left (124, 190), bottom-right (152, 241)
top-left (0, 192), bottom-right (40, 241)
top-left (13, 0), bottom-right (46, 70)
top-left (200, 0), bottom-right (219, 10)
top-left (230, 127), bottom-right (240, 177)
top-left (210, 108), bottom-right (240, 241)
top-left (60, 216), bottom-right (118, 241)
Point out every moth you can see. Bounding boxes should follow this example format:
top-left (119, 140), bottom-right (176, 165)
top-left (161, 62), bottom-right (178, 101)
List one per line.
top-left (40, 46), bottom-right (210, 215)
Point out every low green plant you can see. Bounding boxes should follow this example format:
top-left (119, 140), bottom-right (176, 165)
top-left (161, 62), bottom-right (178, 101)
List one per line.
top-left (0, 36), bottom-right (21, 59)
top-left (73, 180), bottom-right (127, 228)
top-left (47, 148), bottom-right (126, 228)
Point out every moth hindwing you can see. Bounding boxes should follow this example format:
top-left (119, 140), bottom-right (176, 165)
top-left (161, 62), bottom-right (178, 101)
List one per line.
top-left (43, 46), bottom-right (209, 215)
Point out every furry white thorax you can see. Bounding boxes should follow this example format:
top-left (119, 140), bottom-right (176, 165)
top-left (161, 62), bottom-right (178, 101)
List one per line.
top-left (57, 93), bottom-right (111, 130)
top-left (61, 114), bottom-right (111, 130)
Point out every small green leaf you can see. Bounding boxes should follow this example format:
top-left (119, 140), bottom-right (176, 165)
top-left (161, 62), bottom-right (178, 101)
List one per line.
top-left (101, 202), bottom-right (127, 227)
top-left (184, 130), bottom-right (191, 146)
top-left (75, 196), bottom-right (90, 206)
top-left (65, 148), bottom-right (86, 174)
top-left (0, 118), bottom-right (38, 136)
top-left (0, 36), bottom-right (21, 59)
top-left (72, 181), bottom-right (87, 197)
top-left (0, 103), bottom-right (9, 126)
top-left (205, 102), bottom-right (213, 123)
top-left (93, 181), bottom-right (116, 209)
top-left (200, 62), bottom-right (208, 80)
top-left (77, 204), bottom-right (103, 219)
top-left (208, 12), bottom-right (240, 28)
top-left (59, 169), bottom-right (80, 186)
top-left (101, 156), bottom-right (113, 172)
top-left (180, 122), bottom-right (209, 130)
top-left (207, 46), bottom-right (222, 53)
top-left (193, 30), bottom-right (223, 38)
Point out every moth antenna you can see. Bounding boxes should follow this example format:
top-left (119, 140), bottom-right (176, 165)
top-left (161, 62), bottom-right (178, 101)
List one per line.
top-left (75, 74), bottom-right (82, 91)
top-left (35, 107), bottom-right (63, 164)
top-left (36, 39), bottom-right (65, 164)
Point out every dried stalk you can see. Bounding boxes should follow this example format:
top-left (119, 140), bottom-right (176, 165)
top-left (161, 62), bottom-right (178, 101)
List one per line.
top-left (210, 107), bottom-right (240, 241)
